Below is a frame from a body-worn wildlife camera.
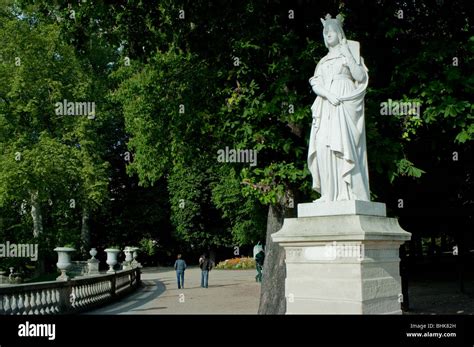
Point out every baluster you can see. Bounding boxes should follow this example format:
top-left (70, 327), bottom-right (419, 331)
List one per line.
top-left (94, 283), bottom-right (100, 302)
top-left (82, 285), bottom-right (87, 306)
top-left (40, 290), bottom-right (47, 314)
top-left (85, 284), bottom-right (92, 305)
top-left (4, 295), bottom-right (12, 315)
top-left (44, 290), bottom-right (51, 314)
top-left (102, 281), bottom-right (110, 300)
top-left (98, 282), bottom-right (104, 301)
top-left (10, 294), bottom-right (18, 315)
top-left (54, 290), bottom-right (60, 314)
top-left (90, 283), bottom-right (96, 303)
top-left (96, 283), bottom-right (101, 302)
top-left (69, 287), bottom-right (74, 309)
top-left (48, 290), bottom-right (54, 314)
top-left (23, 293), bottom-right (30, 315)
top-left (37, 291), bottom-right (43, 315)
top-left (84, 285), bottom-right (89, 306)
top-left (46, 290), bottom-right (51, 314)
top-left (78, 286), bottom-right (84, 307)
top-left (0, 295), bottom-right (4, 314)
top-left (29, 292), bottom-right (36, 315)
top-left (101, 282), bottom-right (107, 300)
top-left (86, 285), bottom-right (91, 305)
top-left (51, 289), bottom-right (58, 314)
top-left (104, 281), bottom-right (109, 299)
top-left (71, 287), bottom-right (77, 309)
top-left (34, 291), bottom-right (41, 315)
top-left (92, 284), bottom-right (96, 303)
top-left (50, 289), bottom-right (58, 314)
top-left (92, 284), bottom-right (97, 303)
top-left (77, 286), bottom-right (82, 308)
top-left (98, 282), bottom-right (104, 300)
top-left (17, 293), bottom-right (24, 315)
top-left (73, 286), bottom-right (79, 308)
top-left (81, 285), bottom-right (87, 307)
top-left (82, 285), bottom-right (88, 306)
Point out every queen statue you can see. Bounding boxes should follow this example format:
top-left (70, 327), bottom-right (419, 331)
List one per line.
top-left (308, 14), bottom-right (371, 203)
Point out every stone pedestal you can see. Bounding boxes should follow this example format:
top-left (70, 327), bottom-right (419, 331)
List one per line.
top-left (272, 200), bottom-right (411, 314)
top-left (87, 259), bottom-right (99, 275)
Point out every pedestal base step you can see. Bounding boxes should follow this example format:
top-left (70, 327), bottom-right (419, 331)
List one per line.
top-left (298, 200), bottom-right (386, 217)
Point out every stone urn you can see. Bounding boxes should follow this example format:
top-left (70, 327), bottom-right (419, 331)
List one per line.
top-left (104, 248), bottom-right (120, 273)
top-left (124, 247), bottom-right (133, 262)
top-left (89, 248), bottom-right (98, 259)
top-left (129, 247), bottom-right (142, 268)
top-left (54, 247), bottom-right (75, 281)
top-left (123, 247), bottom-right (133, 270)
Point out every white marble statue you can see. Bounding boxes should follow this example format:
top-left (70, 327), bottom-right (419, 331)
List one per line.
top-left (308, 14), bottom-right (370, 202)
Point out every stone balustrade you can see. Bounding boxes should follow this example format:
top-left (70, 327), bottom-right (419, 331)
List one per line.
top-left (0, 268), bottom-right (140, 315)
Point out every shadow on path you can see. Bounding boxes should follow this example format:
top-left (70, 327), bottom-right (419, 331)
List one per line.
top-left (85, 279), bottom-right (166, 315)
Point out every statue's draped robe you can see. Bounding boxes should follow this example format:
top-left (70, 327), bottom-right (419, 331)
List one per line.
top-left (308, 52), bottom-right (370, 201)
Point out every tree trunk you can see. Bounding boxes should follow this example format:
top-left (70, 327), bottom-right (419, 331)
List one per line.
top-left (30, 191), bottom-right (43, 238)
top-left (30, 190), bottom-right (45, 275)
top-left (258, 203), bottom-right (286, 314)
top-left (80, 206), bottom-right (91, 253)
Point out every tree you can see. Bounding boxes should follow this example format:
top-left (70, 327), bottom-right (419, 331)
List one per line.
top-left (2, 0), bottom-right (471, 306)
top-left (0, 10), bottom-right (109, 270)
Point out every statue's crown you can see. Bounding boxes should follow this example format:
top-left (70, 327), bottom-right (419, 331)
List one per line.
top-left (320, 13), bottom-right (344, 27)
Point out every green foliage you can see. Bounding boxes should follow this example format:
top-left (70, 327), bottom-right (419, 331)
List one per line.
top-left (211, 167), bottom-right (266, 245)
top-left (0, 0), bottom-right (471, 272)
top-left (390, 158), bottom-right (426, 184)
top-left (139, 239), bottom-right (156, 257)
top-left (167, 163), bottom-right (232, 249)
top-left (0, 10), bottom-right (110, 263)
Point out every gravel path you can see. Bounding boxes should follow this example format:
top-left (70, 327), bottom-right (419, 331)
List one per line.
top-left (87, 267), bottom-right (261, 315)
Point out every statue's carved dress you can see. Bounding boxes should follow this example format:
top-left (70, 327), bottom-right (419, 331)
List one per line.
top-left (308, 43), bottom-right (370, 202)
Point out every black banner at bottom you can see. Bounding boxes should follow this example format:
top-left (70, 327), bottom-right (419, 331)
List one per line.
top-left (0, 314), bottom-right (472, 346)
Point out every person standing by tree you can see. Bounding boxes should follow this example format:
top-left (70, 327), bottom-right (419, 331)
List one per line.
top-left (174, 254), bottom-right (187, 289)
top-left (255, 249), bottom-right (265, 283)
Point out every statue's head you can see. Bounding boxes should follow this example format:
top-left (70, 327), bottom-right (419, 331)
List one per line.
top-left (320, 14), bottom-right (346, 48)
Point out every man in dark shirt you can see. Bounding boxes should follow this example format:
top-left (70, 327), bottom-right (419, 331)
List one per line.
top-left (199, 254), bottom-right (213, 288)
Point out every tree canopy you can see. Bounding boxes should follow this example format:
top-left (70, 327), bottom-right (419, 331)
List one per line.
top-left (0, 0), bottom-right (472, 282)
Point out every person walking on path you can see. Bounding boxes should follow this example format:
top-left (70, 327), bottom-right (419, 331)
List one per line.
top-left (174, 254), bottom-right (187, 289)
top-left (199, 254), bottom-right (213, 288)
top-left (255, 249), bottom-right (265, 283)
